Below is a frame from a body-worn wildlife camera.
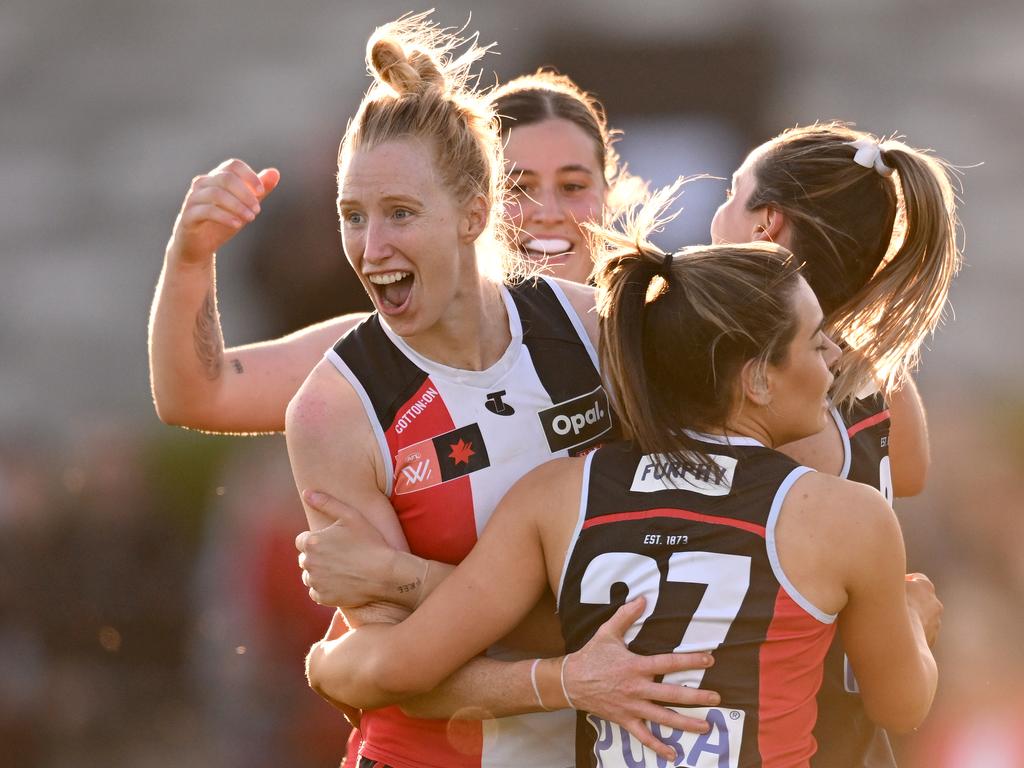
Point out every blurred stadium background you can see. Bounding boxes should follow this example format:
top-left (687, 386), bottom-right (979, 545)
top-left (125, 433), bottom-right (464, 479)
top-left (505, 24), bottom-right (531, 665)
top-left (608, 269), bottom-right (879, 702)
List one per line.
top-left (2, 1), bottom-right (1022, 765)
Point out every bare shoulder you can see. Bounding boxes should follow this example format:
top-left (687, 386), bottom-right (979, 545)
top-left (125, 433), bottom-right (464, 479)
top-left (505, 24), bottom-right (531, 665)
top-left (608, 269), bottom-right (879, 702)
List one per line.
top-left (491, 457), bottom-right (585, 527)
top-left (785, 471), bottom-right (902, 565)
top-left (788, 471), bottom-right (894, 526)
top-left (512, 456), bottom-right (586, 498)
top-left (549, 277), bottom-right (596, 313)
top-left (288, 359), bottom-right (352, 427)
top-left (285, 358), bottom-right (390, 529)
top-left (285, 358), bottom-right (376, 458)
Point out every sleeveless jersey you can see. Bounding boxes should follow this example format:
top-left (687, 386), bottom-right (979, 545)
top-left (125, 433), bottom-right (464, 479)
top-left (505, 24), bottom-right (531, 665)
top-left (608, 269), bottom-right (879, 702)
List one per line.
top-left (812, 393), bottom-right (896, 768)
top-left (558, 436), bottom-right (837, 768)
top-left (327, 277), bottom-right (614, 768)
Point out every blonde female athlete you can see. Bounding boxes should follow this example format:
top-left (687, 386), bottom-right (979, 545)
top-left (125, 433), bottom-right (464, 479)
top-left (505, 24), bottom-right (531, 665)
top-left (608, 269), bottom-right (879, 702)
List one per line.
top-left (147, 67), bottom-right (636, 433)
top-left (305, 221), bottom-right (942, 767)
top-left (157, 16), bottom-right (722, 768)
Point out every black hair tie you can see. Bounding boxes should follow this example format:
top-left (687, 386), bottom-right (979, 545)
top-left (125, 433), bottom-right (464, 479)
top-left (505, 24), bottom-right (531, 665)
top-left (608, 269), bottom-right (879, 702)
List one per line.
top-left (661, 250), bottom-right (674, 277)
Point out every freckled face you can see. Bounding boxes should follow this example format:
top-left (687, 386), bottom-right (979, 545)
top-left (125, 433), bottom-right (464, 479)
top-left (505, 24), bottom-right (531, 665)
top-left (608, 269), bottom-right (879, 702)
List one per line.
top-left (338, 139), bottom-right (473, 337)
top-left (503, 118), bottom-right (607, 284)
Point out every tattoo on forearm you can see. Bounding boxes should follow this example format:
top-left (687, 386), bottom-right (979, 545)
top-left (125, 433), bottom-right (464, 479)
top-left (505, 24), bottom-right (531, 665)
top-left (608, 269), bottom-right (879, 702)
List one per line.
top-left (231, 358), bottom-right (244, 374)
top-left (193, 287), bottom-right (223, 381)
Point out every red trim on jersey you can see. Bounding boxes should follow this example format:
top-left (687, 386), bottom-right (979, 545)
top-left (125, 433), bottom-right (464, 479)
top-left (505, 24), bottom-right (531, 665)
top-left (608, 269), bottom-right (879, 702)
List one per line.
top-left (360, 377), bottom-right (483, 768)
top-left (342, 729), bottom-right (360, 768)
top-left (582, 507), bottom-right (767, 538)
top-left (846, 409), bottom-right (890, 439)
top-left (360, 707), bottom-right (481, 768)
top-left (758, 587), bottom-right (836, 766)
top-left (385, 378), bottom-right (479, 565)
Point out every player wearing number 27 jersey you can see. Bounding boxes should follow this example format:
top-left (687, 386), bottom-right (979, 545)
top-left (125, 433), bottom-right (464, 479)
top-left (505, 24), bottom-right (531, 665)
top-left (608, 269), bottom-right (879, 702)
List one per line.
top-left (558, 436), bottom-right (836, 768)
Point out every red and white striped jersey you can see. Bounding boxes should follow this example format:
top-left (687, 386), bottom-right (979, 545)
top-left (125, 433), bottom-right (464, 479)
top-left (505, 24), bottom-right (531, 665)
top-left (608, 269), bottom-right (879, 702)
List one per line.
top-left (326, 276), bottom-right (613, 768)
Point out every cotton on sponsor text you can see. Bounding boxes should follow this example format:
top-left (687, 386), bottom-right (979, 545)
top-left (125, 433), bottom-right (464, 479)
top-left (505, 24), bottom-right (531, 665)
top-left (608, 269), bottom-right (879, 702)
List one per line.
top-left (395, 387), bottom-right (438, 434)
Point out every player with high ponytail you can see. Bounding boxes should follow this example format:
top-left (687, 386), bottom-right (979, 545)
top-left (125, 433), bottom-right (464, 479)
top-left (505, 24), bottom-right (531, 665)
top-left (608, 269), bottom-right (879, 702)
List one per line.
top-left (306, 189), bottom-right (942, 768)
top-left (710, 121), bottom-right (961, 767)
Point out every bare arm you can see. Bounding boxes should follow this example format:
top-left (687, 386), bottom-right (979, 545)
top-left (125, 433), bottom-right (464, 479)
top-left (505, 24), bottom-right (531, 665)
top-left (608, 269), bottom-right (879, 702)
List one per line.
top-left (285, 360), bottom-right (409, 552)
top-left (781, 475), bottom-right (939, 733)
top-left (149, 158), bottom-right (366, 433)
top-left (887, 377), bottom-right (930, 497)
top-left (305, 460), bottom-right (720, 757)
top-left (296, 490), bottom-right (563, 655)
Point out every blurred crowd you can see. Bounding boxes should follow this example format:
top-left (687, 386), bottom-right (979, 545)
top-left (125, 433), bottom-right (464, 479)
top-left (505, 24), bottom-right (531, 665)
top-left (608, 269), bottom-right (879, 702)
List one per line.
top-left (3, 391), bottom-right (1023, 768)
top-left (0, 424), bottom-right (353, 767)
top-left (3, 27), bottom-right (1023, 760)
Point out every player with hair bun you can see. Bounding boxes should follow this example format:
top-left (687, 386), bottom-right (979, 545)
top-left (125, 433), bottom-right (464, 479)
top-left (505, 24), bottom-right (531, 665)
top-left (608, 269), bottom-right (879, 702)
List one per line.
top-left (306, 191), bottom-right (943, 768)
top-left (276, 15), bottom-right (713, 768)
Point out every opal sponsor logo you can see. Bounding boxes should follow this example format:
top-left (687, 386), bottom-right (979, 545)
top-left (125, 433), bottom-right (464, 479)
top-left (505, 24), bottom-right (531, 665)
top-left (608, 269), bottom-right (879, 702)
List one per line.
top-left (539, 386), bottom-right (613, 453)
top-left (394, 387), bottom-right (439, 435)
top-left (630, 454), bottom-right (737, 496)
top-left (587, 706), bottom-right (744, 768)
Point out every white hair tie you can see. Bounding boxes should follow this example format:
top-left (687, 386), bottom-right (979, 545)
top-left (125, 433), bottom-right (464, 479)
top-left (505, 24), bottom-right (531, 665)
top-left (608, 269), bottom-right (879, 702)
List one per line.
top-left (846, 138), bottom-right (894, 177)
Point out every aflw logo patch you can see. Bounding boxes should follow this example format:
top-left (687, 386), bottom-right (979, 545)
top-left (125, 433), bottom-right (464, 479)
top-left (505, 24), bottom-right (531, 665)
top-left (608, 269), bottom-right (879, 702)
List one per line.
top-left (630, 454), bottom-right (738, 496)
top-left (538, 386), bottom-right (613, 454)
top-left (393, 423), bottom-right (491, 495)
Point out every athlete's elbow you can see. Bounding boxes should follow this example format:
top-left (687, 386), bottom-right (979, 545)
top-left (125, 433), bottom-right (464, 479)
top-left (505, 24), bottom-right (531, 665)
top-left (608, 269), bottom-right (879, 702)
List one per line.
top-left (151, 390), bottom-right (189, 427)
top-left (307, 641), bottom-right (431, 710)
top-left (864, 671), bottom-right (937, 733)
top-left (867, 699), bottom-right (932, 734)
top-left (892, 464), bottom-right (928, 498)
top-left (152, 391), bottom-right (215, 430)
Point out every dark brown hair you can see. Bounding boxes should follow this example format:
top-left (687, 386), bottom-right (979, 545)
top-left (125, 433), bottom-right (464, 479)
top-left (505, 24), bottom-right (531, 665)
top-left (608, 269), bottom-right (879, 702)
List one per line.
top-left (591, 185), bottom-right (804, 474)
top-left (490, 69), bottom-right (645, 215)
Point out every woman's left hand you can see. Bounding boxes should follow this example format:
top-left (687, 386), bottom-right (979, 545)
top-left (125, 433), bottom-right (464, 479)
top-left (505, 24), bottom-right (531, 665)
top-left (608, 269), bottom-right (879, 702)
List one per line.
top-left (296, 493), bottom-right (403, 608)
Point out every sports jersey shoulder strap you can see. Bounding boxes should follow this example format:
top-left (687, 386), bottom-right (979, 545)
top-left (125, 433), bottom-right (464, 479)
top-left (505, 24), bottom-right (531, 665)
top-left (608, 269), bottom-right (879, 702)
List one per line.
top-left (325, 314), bottom-right (430, 430)
top-left (507, 276), bottom-right (599, 365)
top-left (765, 465), bottom-right (838, 624)
top-left (556, 448), bottom-right (598, 610)
top-left (836, 391), bottom-right (891, 439)
top-left (507, 276), bottom-right (602, 404)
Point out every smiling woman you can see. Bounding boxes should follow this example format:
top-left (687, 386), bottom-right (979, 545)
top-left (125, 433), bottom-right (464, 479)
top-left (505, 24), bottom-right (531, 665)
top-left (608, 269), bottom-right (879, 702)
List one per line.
top-left (337, 138), bottom-right (491, 342)
top-left (147, 67), bottom-right (640, 435)
top-left (304, 202), bottom-right (940, 768)
top-left (278, 14), bottom-right (718, 768)
top-left (493, 69), bottom-right (644, 285)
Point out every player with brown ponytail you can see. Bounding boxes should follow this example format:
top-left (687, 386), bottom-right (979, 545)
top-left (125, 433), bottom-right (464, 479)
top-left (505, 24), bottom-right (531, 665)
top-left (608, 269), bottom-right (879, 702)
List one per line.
top-left (307, 190), bottom-right (941, 768)
top-left (711, 121), bottom-right (961, 767)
